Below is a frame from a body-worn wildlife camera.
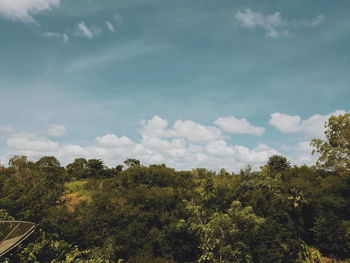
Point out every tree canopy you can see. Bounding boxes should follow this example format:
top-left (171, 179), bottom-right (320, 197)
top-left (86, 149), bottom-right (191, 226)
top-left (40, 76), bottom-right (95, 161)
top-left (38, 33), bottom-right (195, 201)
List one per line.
top-left (0, 114), bottom-right (349, 262)
top-left (311, 113), bottom-right (350, 173)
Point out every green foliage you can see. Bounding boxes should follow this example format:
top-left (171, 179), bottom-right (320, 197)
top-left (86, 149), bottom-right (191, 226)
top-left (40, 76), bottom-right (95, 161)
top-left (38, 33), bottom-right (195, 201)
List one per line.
top-left (66, 158), bottom-right (88, 180)
top-left (65, 180), bottom-right (89, 194)
top-left (0, 123), bottom-right (349, 263)
top-left (186, 201), bottom-right (265, 262)
top-left (123, 159), bottom-right (141, 169)
top-left (3, 230), bottom-right (118, 263)
top-left (0, 209), bottom-right (14, 220)
top-left (311, 215), bottom-right (350, 258)
top-left (311, 113), bottom-right (350, 173)
top-left (267, 155), bottom-right (291, 172)
top-left (0, 156), bottom-right (65, 221)
top-left (295, 242), bottom-right (322, 263)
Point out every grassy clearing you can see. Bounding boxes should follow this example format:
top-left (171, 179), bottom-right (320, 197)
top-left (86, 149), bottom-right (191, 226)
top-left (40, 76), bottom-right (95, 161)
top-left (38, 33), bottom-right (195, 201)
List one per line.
top-left (63, 180), bottom-right (92, 211)
top-left (65, 180), bottom-right (89, 194)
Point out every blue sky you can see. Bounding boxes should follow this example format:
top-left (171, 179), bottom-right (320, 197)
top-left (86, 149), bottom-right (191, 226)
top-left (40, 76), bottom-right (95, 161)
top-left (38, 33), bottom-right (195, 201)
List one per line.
top-left (0, 0), bottom-right (349, 171)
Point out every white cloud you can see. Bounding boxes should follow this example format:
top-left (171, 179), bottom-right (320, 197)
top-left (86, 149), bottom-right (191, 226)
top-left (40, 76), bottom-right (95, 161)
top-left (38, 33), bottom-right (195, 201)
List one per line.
top-left (75, 21), bottom-right (100, 38)
top-left (76, 21), bottom-right (93, 38)
top-left (214, 116), bottom-right (265, 135)
top-left (6, 112), bottom-right (345, 171)
top-left (140, 115), bottom-right (168, 138)
top-left (295, 141), bottom-right (313, 153)
top-left (269, 113), bottom-right (301, 134)
top-left (235, 9), bottom-right (324, 38)
top-left (48, 124), bottom-right (66, 137)
top-left (62, 33), bottom-right (69, 42)
top-left (281, 140), bottom-right (318, 166)
top-left (205, 140), bottom-right (235, 157)
top-left (167, 120), bottom-right (222, 143)
top-left (235, 9), bottom-right (285, 38)
top-left (269, 110), bottom-right (346, 138)
top-left (44, 31), bottom-right (60, 37)
top-left (293, 141), bottom-right (318, 165)
top-left (7, 133), bottom-right (59, 152)
top-left (2, 116), bottom-right (281, 172)
top-left (234, 144), bottom-right (279, 163)
top-left (141, 135), bottom-right (186, 158)
top-left (96, 134), bottom-right (134, 147)
top-left (60, 144), bottom-right (87, 157)
top-left (0, 0), bottom-right (60, 22)
top-left (310, 14), bottom-right (325, 26)
top-left (44, 31), bottom-right (69, 42)
top-left (104, 21), bottom-right (115, 32)
top-left (141, 116), bottom-right (222, 143)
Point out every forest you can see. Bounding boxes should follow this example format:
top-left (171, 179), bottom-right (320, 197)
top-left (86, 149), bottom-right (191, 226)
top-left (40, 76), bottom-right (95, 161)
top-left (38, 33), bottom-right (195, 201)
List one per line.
top-left (0, 114), bottom-right (349, 263)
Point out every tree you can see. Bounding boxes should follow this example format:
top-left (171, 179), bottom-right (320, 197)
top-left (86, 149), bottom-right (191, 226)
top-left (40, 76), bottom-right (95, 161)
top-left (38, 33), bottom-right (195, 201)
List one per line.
top-left (9, 155), bottom-right (31, 170)
top-left (66, 158), bottom-right (88, 180)
top-left (86, 159), bottom-right (104, 178)
top-left (36, 156), bottom-right (61, 168)
top-left (123, 159), bottom-right (140, 168)
top-left (267, 155), bottom-right (291, 172)
top-left (311, 113), bottom-right (350, 172)
top-left (186, 201), bottom-right (265, 262)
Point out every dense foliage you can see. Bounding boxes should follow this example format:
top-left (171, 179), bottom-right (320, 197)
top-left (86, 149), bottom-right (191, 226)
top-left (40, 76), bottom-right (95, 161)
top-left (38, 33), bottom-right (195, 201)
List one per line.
top-left (0, 114), bottom-right (349, 262)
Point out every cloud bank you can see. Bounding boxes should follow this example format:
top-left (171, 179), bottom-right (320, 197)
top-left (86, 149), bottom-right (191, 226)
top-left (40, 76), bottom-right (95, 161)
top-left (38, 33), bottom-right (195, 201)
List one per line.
top-left (269, 110), bottom-right (346, 137)
top-left (0, 0), bottom-right (60, 22)
top-left (214, 116), bottom-right (265, 135)
top-left (2, 116), bottom-right (279, 171)
top-left (2, 110), bottom-right (345, 171)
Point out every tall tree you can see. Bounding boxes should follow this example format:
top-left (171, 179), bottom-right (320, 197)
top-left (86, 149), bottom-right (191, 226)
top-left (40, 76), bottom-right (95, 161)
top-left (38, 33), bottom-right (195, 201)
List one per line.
top-left (66, 158), bottom-right (88, 180)
top-left (267, 155), bottom-right (291, 172)
top-left (311, 113), bottom-right (350, 173)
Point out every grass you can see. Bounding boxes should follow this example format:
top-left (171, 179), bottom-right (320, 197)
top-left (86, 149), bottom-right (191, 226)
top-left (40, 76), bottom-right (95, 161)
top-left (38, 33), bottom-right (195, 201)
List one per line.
top-left (65, 180), bottom-right (89, 194)
top-left (63, 180), bottom-right (92, 211)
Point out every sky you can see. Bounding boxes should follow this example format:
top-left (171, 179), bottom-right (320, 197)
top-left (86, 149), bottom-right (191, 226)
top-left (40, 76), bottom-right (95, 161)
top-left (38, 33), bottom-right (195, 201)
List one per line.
top-left (0, 0), bottom-right (349, 172)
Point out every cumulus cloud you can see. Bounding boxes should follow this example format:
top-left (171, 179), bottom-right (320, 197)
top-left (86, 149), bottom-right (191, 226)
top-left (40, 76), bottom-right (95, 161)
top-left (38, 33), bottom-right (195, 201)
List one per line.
top-left (140, 115), bottom-right (169, 138)
top-left (167, 120), bottom-right (222, 143)
top-left (2, 116), bottom-right (282, 172)
top-left (96, 134), bottom-right (134, 147)
top-left (75, 21), bottom-right (101, 38)
top-left (235, 9), bottom-right (324, 38)
top-left (269, 113), bottom-right (301, 134)
top-left (140, 116), bottom-right (222, 143)
top-left (234, 144), bottom-right (279, 163)
top-left (141, 135), bottom-right (186, 158)
top-left (269, 110), bottom-right (346, 137)
top-left (214, 116), bottom-right (265, 135)
top-left (281, 140), bottom-right (318, 166)
top-left (0, 0), bottom-right (60, 22)
top-left (205, 140), bottom-right (235, 157)
top-left (7, 133), bottom-right (59, 152)
top-left (48, 124), bottom-right (66, 137)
